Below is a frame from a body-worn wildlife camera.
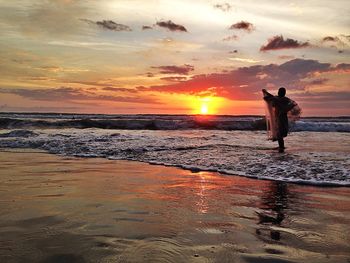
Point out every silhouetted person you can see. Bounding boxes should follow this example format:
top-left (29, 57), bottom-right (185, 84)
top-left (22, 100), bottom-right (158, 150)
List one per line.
top-left (262, 87), bottom-right (297, 153)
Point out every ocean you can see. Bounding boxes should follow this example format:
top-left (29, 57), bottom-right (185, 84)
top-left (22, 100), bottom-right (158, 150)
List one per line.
top-left (0, 113), bottom-right (349, 186)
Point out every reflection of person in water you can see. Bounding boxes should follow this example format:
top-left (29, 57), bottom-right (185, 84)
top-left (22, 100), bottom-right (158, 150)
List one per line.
top-left (256, 181), bottom-right (289, 241)
top-left (262, 87), bottom-right (299, 153)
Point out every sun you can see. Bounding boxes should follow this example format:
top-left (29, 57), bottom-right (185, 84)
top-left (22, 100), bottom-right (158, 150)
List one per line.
top-left (189, 95), bottom-right (225, 115)
top-left (199, 97), bottom-right (211, 115)
top-left (200, 104), bottom-right (208, 114)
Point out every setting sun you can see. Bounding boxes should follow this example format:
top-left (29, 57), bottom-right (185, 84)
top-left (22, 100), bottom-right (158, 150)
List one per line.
top-left (200, 104), bottom-right (208, 114)
top-left (200, 98), bottom-right (210, 114)
top-left (189, 96), bottom-right (228, 115)
top-left (197, 97), bottom-right (212, 115)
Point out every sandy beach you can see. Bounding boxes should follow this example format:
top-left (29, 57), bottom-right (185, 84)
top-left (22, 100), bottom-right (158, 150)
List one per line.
top-left (0, 150), bottom-right (349, 263)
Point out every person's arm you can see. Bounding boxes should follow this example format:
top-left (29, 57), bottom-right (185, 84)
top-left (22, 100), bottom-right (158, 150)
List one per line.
top-left (262, 89), bottom-right (275, 102)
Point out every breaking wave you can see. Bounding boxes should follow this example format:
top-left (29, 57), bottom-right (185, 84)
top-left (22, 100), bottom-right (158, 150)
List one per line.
top-left (0, 113), bottom-right (349, 132)
top-left (0, 128), bottom-right (349, 186)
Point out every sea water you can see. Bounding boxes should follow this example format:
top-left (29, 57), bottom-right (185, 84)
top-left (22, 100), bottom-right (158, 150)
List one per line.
top-left (0, 113), bottom-right (349, 185)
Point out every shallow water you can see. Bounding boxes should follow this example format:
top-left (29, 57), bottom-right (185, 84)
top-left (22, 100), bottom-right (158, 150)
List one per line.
top-left (0, 129), bottom-right (349, 185)
top-left (0, 151), bottom-right (349, 263)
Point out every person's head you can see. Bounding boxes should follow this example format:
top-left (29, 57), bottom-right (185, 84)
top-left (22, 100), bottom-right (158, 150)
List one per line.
top-left (278, 87), bottom-right (286, 97)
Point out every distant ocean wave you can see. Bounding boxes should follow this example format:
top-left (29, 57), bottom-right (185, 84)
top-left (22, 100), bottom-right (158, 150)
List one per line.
top-left (0, 113), bottom-right (349, 132)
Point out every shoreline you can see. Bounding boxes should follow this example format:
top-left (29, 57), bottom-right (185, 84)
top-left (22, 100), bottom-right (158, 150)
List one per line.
top-left (1, 148), bottom-right (349, 187)
top-left (0, 150), bottom-right (349, 262)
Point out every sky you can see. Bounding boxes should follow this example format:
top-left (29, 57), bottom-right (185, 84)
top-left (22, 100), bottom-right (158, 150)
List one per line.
top-left (0, 0), bottom-right (349, 116)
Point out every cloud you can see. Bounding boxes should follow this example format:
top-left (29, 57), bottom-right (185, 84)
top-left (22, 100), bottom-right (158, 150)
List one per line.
top-left (278, 55), bottom-right (295, 60)
top-left (293, 91), bottom-right (350, 103)
top-left (222, 35), bottom-right (238, 41)
top-left (0, 105), bottom-right (82, 112)
top-left (306, 78), bottom-right (329, 85)
top-left (102, 87), bottom-right (138, 93)
top-left (142, 25), bottom-right (153, 30)
top-left (321, 35), bottom-right (349, 52)
top-left (331, 63), bottom-right (350, 73)
top-left (228, 57), bottom-right (263, 63)
top-left (160, 76), bottom-right (187, 82)
top-left (260, 35), bottom-right (311, 51)
top-left (24, 76), bottom-right (55, 81)
top-left (0, 1), bottom-right (91, 38)
top-left (37, 66), bottom-right (89, 73)
top-left (82, 19), bottom-right (132, 31)
top-left (155, 20), bottom-right (187, 32)
top-left (151, 64), bottom-right (194, 75)
top-left (213, 3), bottom-right (232, 12)
top-left (322, 36), bottom-right (340, 42)
top-left (0, 87), bottom-right (160, 104)
top-left (139, 59), bottom-right (349, 101)
top-left (322, 35), bottom-right (350, 45)
top-left (229, 21), bottom-right (254, 32)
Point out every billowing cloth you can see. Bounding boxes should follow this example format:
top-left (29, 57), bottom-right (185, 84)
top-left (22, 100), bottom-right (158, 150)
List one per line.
top-left (263, 91), bottom-right (301, 141)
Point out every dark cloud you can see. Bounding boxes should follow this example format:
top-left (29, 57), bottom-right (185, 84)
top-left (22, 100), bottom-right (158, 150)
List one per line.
top-left (102, 87), bottom-right (138, 93)
top-left (0, 87), bottom-right (160, 104)
top-left (294, 91), bottom-right (350, 103)
top-left (229, 21), bottom-right (254, 32)
top-left (213, 3), bottom-right (232, 12)
top-left (160, 76), bottom-right (187, 82)
top-left (307, 78), bottom-right (329, 85)
top-left (322, 36), bottom-right (340, 42)
top-left (140, 59), bottom-right (348, 101)
top-left (142, 25), bottom-right (153, 30)
top-left (260, 35), bottom-right (310, 51)
top-left (223, 35), bottom-right (238, 41)
top-left (278, 55), bottom-right (295, 60)
top-left (81, 19), bottom-right (132, 31)
top-left (0, 105), bottom-right (82, 112)
top-left (63, 80), bottom-right (109, 87)
top-left (146, 72), bottom-right (155, 77)
top-left (333, 63), bottom-right (350, 71)
top-left (278, 59), bottom-right (330, 75)
top-left (11, 58), bottom-right (33, 64)
top-left (151, 64), bottom-right (194, 75)
top-left (229, 50), bottom-right (238, 54)
top-left (156, 20), bottom-right (187, 32)
top-left (321, 35), bottom-right (348, 53)
top-left (322, 35), bottom-right (350, 45)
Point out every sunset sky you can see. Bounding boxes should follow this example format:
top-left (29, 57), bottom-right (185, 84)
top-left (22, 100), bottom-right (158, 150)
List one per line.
top-left (0, 0), bottom-right (349, 116)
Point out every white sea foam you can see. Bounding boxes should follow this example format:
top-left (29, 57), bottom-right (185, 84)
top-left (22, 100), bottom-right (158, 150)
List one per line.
top-left (0, 129), bottom-right (349, 186)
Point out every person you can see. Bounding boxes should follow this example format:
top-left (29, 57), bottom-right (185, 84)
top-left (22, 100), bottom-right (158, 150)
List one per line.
top-left (262, 87), bottom-right (298, 153)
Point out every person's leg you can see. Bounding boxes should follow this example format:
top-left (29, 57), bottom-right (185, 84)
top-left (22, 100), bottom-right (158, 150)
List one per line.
top-left (278, 138), bottom-right (284, 152)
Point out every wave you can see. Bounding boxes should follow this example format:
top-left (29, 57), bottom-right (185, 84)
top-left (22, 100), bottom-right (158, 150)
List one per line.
top-left (0, 117), bottom-right (266, 130)
top-left (291, 121), bottom-right (350, 132)
top-left (1, 115), bottom-right (350, 132)
top-left (0, 129), bottom-right (349, 186)
top-left (0, 129), bottom-right (39, 138)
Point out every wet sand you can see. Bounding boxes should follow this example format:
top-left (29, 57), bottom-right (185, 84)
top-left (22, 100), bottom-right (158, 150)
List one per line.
top-left (0, 150), bottom-right (349, 263)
